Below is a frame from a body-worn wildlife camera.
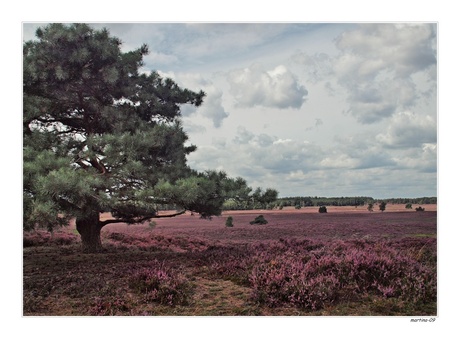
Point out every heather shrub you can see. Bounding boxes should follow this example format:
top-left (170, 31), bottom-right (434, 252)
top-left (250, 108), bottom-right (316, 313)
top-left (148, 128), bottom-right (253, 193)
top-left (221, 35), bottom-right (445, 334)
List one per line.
top-left (23, 232), bottom-right (48, 247)
top-left (249, 250), bottom-right (342, 310)
top-left (206, 245), bottom-right (255, 285)
top-left (250, 215), bottom-right (268, 225)
top-left (103, 231), bottom-right (209, 253)
top-left (23, 230), bottom-right (79, 247)
top-left (247, 239), bottom-right (436, 310)
top-left (89, 297), bottom-right (130, 316)
top-left (332, 241), bottom-right (436, 304)
top-left (225, 216), bottom-right (234, 227)
top-left (129, 261), bottom-right (193, 306)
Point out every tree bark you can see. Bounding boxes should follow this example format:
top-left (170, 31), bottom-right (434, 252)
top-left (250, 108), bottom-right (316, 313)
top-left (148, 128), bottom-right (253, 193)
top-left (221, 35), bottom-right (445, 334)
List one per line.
top-left (76, 211), bottom-right (103, 253)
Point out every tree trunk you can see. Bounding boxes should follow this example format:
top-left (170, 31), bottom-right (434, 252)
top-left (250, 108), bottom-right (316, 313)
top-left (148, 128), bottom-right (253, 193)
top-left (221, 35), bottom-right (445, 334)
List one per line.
top-left (76, 211), bottom-right (103, 253)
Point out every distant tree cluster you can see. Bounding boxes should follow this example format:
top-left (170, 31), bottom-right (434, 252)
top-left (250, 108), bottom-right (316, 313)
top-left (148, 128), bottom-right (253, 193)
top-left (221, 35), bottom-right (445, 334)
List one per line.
top-left (276, 196), bottom-right (373, 208)
top-left (222, 186), bottom-right (278, 210)
top-left (273, 196), bottom-right (436, 210)
top-left (382, 197), bottom-right (437, 205)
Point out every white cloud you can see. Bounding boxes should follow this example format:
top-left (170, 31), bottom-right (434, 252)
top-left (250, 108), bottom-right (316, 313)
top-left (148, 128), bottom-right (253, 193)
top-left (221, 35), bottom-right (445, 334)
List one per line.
top-left (233, 126), bottom-right (255, 144)
top-left (291, 24), bottom-right (437, 124)
top-left (182, 119), bottom-right (206, 134)
top-left (145, 51), bottom-right (178, 66)
top-left (319, 154), bottom-right (357, 169)
top-left (290, 52), bottom-right (333, 84)
top-left (257, 133), bottom-right (276, 148)
top-left (333, 24), bottom-right (437, 124)
top-left (23, 23), bottom-right (437, 199)
top-left (335, 24), bottom-right (436, 78)
top-left (393, 143), bottom-right (437, 173)
top-left (159, 71), bottom-right (229, 128)
top-left (227, 63), bottom-right (308, 109)
top-left (376, 111), bottom-right (437, 148)
top-left (197, 86), bottom-right (229, 128)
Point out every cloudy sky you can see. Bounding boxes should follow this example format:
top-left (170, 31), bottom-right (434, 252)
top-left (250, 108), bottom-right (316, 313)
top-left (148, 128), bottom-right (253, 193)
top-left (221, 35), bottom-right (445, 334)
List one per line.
top-left (23, 22), bottom-right (438, 199)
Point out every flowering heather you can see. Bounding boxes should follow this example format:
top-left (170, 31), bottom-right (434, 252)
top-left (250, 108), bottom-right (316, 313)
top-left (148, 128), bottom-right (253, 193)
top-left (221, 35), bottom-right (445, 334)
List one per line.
top-left (23, 229), bottom-right (79, 247)
top-left (103, 231), bottom-right (209, 253)
top-left (23, 209), bottom-right (437, 315)
top-left (128, 260), bottom-right (193, 306)
top-left (89, 297), bottom-right (130, 316)
top-left (208, 238), bottom-right (436, 311)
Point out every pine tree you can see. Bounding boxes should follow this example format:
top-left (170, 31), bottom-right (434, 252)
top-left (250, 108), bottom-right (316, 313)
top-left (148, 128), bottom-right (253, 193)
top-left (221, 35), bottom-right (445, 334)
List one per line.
top-left (23, 24), bottom-right (225, 252)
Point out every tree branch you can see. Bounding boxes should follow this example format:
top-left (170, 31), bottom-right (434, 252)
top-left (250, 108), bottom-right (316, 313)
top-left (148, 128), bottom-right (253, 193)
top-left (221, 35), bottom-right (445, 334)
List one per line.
top-left (89, 157), bottom-right (108, 174)
top-left (99, 209), bottom-right (186, 227)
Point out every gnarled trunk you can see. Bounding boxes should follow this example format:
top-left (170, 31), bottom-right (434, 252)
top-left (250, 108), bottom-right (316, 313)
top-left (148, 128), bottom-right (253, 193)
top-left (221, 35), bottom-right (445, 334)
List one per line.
top-left (76, 211), bottom-right (103, 253)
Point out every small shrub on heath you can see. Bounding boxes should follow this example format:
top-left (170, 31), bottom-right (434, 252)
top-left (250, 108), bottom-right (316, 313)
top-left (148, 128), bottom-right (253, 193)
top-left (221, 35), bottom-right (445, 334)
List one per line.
top-left (250, 215), bottom-right (268, 225)
top-left (225, 216), bottom-right (234, 227)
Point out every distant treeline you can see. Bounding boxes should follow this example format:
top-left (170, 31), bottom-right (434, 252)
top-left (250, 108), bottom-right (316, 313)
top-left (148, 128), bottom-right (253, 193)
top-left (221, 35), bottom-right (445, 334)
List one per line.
top-left (276, 196), bottom-right (437, 208)
top-left (159, 196), bottom-right (436, 212)
top-left (379, 197), bottom-right (437, 205)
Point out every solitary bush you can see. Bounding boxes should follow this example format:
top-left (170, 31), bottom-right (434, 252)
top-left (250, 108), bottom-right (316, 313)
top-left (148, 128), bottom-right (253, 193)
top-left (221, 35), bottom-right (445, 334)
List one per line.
top-left (225, 216), bottom-right (234, 227)
top-left (367, 203), bottom-right (374, 212)
top-left (405, 203), bottom-right (412, 209)
top-left (379, 202), bottom-right (387, 212)
top-left (318, 206), bottom-right (327, 213)
top-left (250, 215), bottom-right (268, 225)
top-left (415, 206), bottom-right (425, 212)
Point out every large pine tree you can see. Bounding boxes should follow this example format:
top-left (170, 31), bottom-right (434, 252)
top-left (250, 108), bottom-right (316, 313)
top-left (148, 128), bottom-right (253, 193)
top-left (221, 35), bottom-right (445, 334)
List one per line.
top-left (23, 23), bottom-right (228, 252)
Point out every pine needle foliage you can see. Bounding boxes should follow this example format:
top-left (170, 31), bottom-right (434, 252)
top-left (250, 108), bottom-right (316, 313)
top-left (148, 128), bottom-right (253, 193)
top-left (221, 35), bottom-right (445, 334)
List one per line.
top-left (23, 24), bottom-right (233, 251)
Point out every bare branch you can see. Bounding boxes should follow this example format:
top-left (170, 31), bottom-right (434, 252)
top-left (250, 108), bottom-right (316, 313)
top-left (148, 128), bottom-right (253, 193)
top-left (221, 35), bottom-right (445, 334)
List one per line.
top-left (99, 209), bottom-right (186, 227)
top-left (89, 157), bottom-right (108, 174)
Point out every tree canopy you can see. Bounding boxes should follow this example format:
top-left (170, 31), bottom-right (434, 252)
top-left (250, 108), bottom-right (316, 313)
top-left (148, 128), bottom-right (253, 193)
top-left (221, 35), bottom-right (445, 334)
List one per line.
top-left (23, 23), bottom-right (258, 252)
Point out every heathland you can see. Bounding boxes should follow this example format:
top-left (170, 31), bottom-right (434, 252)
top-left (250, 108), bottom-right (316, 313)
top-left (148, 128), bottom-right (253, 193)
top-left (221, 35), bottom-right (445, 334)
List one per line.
top-left (23, 204), bottom-right (437, 316)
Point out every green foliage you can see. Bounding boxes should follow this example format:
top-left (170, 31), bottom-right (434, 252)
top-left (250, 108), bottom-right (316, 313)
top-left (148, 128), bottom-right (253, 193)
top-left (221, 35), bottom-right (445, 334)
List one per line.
top-left (250, 215), bottom-right (268, 225)
top-left (266, 202), bottom-right (276, 210)
top-left (23, 23), bottom-right (230, 239)
top-left (405, 203), bottom-right (413, 209)
top-left (275, 196), bottom-right (437, 207)
top-left (221, 183), bottom-right (278, 211)
top-left (225, 216), bottom-right (234, 227)
top-left (260, 188), bottom-right (279, 207)
top-left (367, 203), bottom-right (374, 212)
top-left (277, 196), bottom-right (372, 207)
top-left (318, 206), bottom-right (327, 213)
top-left (379, 202), bottom-right (387, 212)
